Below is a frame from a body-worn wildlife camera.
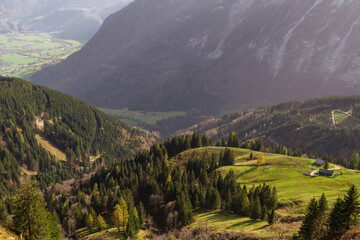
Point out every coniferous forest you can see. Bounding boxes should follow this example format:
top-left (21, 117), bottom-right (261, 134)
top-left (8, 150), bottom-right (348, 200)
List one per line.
top-left (1, 77), bottom-right (360, 240)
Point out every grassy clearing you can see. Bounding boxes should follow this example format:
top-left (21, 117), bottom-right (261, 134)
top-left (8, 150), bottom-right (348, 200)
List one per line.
top-left (99, 107), bottom-right (185, 125)
top-left (334, 112), bottom-right (350, 124)
top-left (192, 210), bottom-right (271, 237)
top-left (172, 147), bottom-right (360, 206)
top-left (172, 146), bottom-right (360, 238)
top-left (77, 226), bottom-right (149, 240)
top-left (0, 33), bottom-right (83, 78)
top-left (35, 134), bottom-right (67, 161)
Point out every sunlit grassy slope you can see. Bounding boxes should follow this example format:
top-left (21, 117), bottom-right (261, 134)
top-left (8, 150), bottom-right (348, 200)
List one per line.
top-left (173, 147), bottom-right (358, 204)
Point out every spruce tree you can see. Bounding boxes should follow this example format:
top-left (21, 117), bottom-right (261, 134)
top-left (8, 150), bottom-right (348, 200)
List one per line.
top-left (328, 197), bottom-right (345, 237)
top-left (96, 214), bottom-right (107, 231)
top-left (227, 132), bottom-right (240, 148)
top-left (261, 205), bottom-right (268, 221)
top-left (137, 202), bottom-right (146, 229)
top-left (315, 193), bottom-right (328, 237)
top-left (241, 194), bottom-right (250, 216)
top-left (86, 214), bottom-right (94, 232)
top-left (342, 184), bottom-right (360, 230)
top-left (268, 209), bottom-right (276, 225)
top-left (13, 181), bottom-right (60, 240)
top-left (176, 192), bottom-right (193, 225)
top-left (298, 198), bottom-right (319, 240)
top-left (351, 152), bottom-right (359, 170)
top-left (250, 196), bottom-right (261, 220)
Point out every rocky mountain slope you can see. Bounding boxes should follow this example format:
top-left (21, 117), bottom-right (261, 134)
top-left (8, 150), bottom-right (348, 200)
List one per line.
top-left (33, 0), bottom-right (360, 114)
top-left (0, 0), bottom-right (132, 40)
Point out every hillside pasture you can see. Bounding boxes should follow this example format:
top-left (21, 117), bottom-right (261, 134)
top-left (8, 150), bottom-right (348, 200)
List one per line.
top-left (173, 147), bottom-right (360, 206)
top-left (172, 146), bottom-right (360, 238)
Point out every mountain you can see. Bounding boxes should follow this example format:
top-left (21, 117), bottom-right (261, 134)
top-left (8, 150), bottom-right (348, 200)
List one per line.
top-left (0, 0), bottom-right (133, 40)
top-left (32, 0), bottom-right (360, 114)
top-left (180, 96), bottom-right (360, 160)
top-left (0, 76), bottom-right (156, 197)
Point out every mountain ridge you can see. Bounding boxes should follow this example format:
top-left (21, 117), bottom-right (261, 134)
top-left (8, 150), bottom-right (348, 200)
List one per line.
top-left (32, 0), bottom-right (360, 114)
top-left (178, 95), bottom-right (360, 160)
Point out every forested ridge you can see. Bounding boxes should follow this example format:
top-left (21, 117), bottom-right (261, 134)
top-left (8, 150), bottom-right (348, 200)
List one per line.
top-left (26, 133), bottom-right (277, 239)
top-left (182, 96), bottom-right (360, 160)
top-left (0, 77), bottom-right (156, 224)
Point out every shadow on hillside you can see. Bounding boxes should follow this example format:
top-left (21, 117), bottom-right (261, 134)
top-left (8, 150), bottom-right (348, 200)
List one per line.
top-left (237, 166), bottom-right (257, 177)
top-left (227, 220), bottom-right (257, 229)
top-left (107, 230), bottom-right (124, 239)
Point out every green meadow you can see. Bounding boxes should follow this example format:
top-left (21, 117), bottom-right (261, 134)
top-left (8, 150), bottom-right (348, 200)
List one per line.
top-left (99, 107), bottom-right (185, 126)
top-left (171, 146), bottom-right (360, 238)
top-left (0, 33), bottom-right (83, 78)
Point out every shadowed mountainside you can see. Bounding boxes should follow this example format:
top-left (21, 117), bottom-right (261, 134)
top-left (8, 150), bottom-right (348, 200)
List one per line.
top-left (33, 0), bottom-right (360, 114)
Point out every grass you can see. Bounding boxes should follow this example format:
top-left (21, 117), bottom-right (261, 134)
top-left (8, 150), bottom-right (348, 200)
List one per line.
top-left (76, 226), bottom-right (149, 240)
top-left (192, 210), bottom-right (271, 237)
top-left (172, 147), bottom-right (360, 206)
top-left (99, 107), bottom-right (186, 125)
top-left (0, 33), bottom-right (83, 78)
top-left (172, 146), bottom-right (360, 238)
top-left (334, 112), bottom-right (350, 124)
top-left (35, 134), bottom-right (67, 161)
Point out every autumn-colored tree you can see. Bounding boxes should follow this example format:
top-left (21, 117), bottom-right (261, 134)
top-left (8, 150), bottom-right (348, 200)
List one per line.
top-left (112, 198), bottom-right (129, 232)
top-left (86, 214), bottom-right (94, 232)
top-left (96, 214), bottom-right (107, 231)
top-left (257, 153), bottom-right (265, 166)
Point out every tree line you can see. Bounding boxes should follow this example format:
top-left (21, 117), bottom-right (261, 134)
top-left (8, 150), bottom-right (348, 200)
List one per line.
top-left (296, 185), bottom-right (360, 240)
top-left (39, 133), bottom-right (277, 239)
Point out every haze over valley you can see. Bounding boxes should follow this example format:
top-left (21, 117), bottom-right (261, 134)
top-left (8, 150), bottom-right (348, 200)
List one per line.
top-left (3, 1), bottom-right (360, 240)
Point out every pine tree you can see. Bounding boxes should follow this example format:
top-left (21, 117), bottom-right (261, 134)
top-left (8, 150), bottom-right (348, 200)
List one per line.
top-left (351, 152), bottom-right (359, 170)
top-left (298, 198), bottom-right (319, 240)
top-left (328, 197), bottom-right (345, 237)
top-left (315, 193), bottom-right (328, 237)
top-left (13, 181), bottom-right (60, 240)
top-left (241, 194), bottom-right (250, 216)
top-left (176, 192), bottom-right (193, 225)
top-left (227, 132), bottom-right (240, 148)
top-left (96, 214), bottom-right (107, 231)
top-left (250, 196), bottom-right (261, 220)
top-left (342, 184), bottom-right (360, 230)
top-left (261, 205), bottom-right (268, 221)
top-left (268, 209), bottom-right (276, 225)
top-left (137, 202), bottom-right (146, 229)
top-left (86, 214), bottom-right (94, 232)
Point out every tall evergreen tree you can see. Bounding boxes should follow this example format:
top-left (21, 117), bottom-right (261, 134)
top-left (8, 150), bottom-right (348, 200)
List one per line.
top-left (268, 209), bottom-right (276, 225)
top-left (96, 214), bottom-right (107, 231)
top-left (328, 197), bottom-right (345, 237)
top-left (315, 193), bottom-right (328, 237)
top-left (250, 196), bottom-right (261, 220)
top-left (86, 214), bottom-right (94, 232)
top-left (342, 184), bottom-right (360, 230)
top-left (227, 132), bottom-right (240, 148)
top-left (13, 181), bottom-right (60, 240)
top-left (298, 198), bottom-right (319, 240)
